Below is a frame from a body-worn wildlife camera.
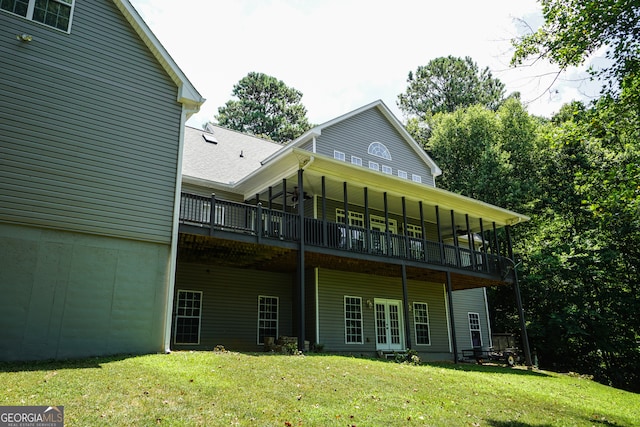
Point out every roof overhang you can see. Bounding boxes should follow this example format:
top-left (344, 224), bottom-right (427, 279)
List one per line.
top-left (114, 0), bottom-right (205, 116)
top-left (234, 148), bottom-right (529, 228)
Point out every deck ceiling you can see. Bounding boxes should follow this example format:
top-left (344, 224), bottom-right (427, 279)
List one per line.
top-left (177, 233), bottom-right (507, 291)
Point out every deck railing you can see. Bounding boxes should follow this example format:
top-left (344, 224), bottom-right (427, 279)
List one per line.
top-left (179, 193), bottom-right (506, 277)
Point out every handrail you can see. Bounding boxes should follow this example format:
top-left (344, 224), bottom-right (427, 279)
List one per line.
top-left (179, 193), bottom-right (506, 276)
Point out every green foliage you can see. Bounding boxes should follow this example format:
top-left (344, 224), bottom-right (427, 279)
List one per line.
top-left (215, 72), bottom-right (311, 143)
top-left (427, 99), bottom-right (539, 213)
top-left (397, 56), bottom-right (506, 120)
top-left (512, 76), bottom-right (640, 391)
top-left (511, 0), bottom-right (640, 91)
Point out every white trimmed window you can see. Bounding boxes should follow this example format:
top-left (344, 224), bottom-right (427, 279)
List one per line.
top-left (412, 174), bottom-right (422, 183)
top-left (468, 312), bottom-right (482, 347)
top-left (334, 150), bottom-right (346, 161)
top-left (413, 302), bottom-right (431, 345)
top-left (351, 156), bottom-right (362, 166)
top-left (382, 165), bottom-right (392, 175)
top-left (368, 161), bottom-right (379, 171)
top-left (1, 0), bottom-right (75, 32)
top-left (174, 290), bottom-right (202, 345)
top-left (258, 295), bottom-right (278, 344)
top-left (368, 142), bottom-right (392, 160)
top-left (398, 170), bottom-right (408, 179)
top-left (344, 296), bottom-right (363, 344)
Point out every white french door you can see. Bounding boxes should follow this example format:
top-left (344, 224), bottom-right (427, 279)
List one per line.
top-left (374, 299), bottom-right (404, 351)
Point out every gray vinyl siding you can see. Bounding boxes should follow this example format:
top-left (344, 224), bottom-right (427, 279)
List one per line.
top-left (316, 269), bottom-right (451, 358)
top-left (0, 223), bottom-right (169, 361)
top-left (173, 263), bottom-right (294, 351)
top-left (452, 287), bottom-right (491, 351)
top-left (0, 1), bottom-right (183, 244)
top-left (312, 108), bottom-right (435, 186)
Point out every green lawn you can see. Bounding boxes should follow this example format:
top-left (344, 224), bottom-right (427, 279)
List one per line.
top-left (1, 351), bottom-right (638, 426)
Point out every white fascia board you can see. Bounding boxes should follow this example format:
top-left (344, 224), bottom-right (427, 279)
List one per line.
top-left (113, 0), bottom-right (205, 117)
top-left (305, 153), bottom-right (528, 226)
top-left (182, 175), bottom-right (237, 192)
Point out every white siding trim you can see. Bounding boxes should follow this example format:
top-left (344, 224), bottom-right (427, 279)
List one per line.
top-left (483, 288), bottom-right (493, 348)
top-left (315, 268), bottom-right (320, 346)
top-left (164, 105), bottom-right (188, 353)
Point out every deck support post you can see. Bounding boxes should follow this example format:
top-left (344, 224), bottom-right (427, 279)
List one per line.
top-left (321, 176), bottom-right (327, 246)
top-left (209, 193), bottom-right (216, 236)
top-left (446, 271), bottom-right (458, 363)
top-left (506, 226), bottom-right (532, 367)
top-left (401, 263), bottom-right (412, 350)
top-left (297, 169), bottom-right (306, 352)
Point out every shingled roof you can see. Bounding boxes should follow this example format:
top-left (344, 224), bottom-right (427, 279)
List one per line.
top-left (182, 125), bottom-right (284, 185)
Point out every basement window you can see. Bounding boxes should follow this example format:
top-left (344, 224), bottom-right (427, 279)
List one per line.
top-left (1, 0), bottom-right (75, 32)
top-left (413, 302), bottom-right (431, 345)
top-left (344, 296), bottom-right (363, 344)
top-left (174, 290), bottom-right (202, 345)
top-left (258, 296), bottom-right (279, 345)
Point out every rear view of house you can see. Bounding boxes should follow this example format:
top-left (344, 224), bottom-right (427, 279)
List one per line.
top-left (175, 101), bottom-right (528, 361)
top-left (0, 0), bottom-right (203, 360)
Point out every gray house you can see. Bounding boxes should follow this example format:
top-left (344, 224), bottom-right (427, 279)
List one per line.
top-left (175, 101), bottom-right (527, 361)
top-left (0, 0), bottom-right (204, 360)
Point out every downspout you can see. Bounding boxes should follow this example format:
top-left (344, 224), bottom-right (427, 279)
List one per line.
top-left (164, 104), bottom-right (190, 354)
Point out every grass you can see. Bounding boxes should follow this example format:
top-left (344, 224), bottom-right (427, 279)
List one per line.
top-left (1, 351), bottom-right (638, 426)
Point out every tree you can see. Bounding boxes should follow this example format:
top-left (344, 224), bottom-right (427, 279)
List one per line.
top-left (397, 56), bottom-right (506, 120)
top-left (215, 72), bottom-right (311, 143)
top-left (427, 99), bottom-right (539, 212)
top-left (511, 0), bottom-right (640, 91)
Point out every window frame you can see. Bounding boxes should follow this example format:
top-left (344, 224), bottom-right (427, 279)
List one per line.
top-left (368, 141), bottom-right (392, 160)
top-left (351, 155), bottom-right (362, 166)
top-left (257, 295), bottom-right (279, 345)
top-left (411, 174), bottom-right (422, 183)
top-left (174, 290), bottom-right (202, 345)
top-left (368, 161), bottom-right (379, 171)
top-left (413, 302), bottom-right (431, 345)
top-left (344, 296), bottom-right (364, 344)
top-left (398, 170), bottom-right (408, 179)
top-left (333, 150), bottom-right (346, 161)
top-left (381, 165), bottom-right (392, 175)
top-left (1, 0), bottom-right (75, 33)
top-left (468, 312), bottom-right (482, 348)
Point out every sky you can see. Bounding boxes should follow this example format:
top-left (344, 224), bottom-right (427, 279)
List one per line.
top-left (129, 0), bottom-right (602, 128)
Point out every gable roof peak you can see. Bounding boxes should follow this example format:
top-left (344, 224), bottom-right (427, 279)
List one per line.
top-left (288, 100), bottom-right (442, 177)
top-left (113, 0), bottom-right (205, 116)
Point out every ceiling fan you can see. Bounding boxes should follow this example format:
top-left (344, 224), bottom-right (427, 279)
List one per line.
top-left (288, 186), bottom-right (312, 203)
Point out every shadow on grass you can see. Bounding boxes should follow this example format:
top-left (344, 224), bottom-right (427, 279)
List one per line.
top-left (425, 361), bottom-right (552, 378)
top-left (246, 351), bottom-right (552, 378)
top-left (486, 421), bottom-right (553, 427)
top-left (0, 354), bottom-right (137, 373)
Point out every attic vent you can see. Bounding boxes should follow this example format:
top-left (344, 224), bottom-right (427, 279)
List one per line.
top-left (202, 133), bottom-right (218, 144)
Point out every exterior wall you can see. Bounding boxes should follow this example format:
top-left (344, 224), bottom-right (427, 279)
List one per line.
top-left (0, 1), bottom-right (184, 360)
top-left (315, 268), bottom-right (452, 361)
top-left (312, 108), bottom-right (435, 186)
top-left (0, 1), bottom-right (183, 244)
top-left (0, 223), bottom-right (169, 360)
top-left (173, 263), bottom-right (294, 352)
top-left (452, 287), bottom-right (492, 353)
